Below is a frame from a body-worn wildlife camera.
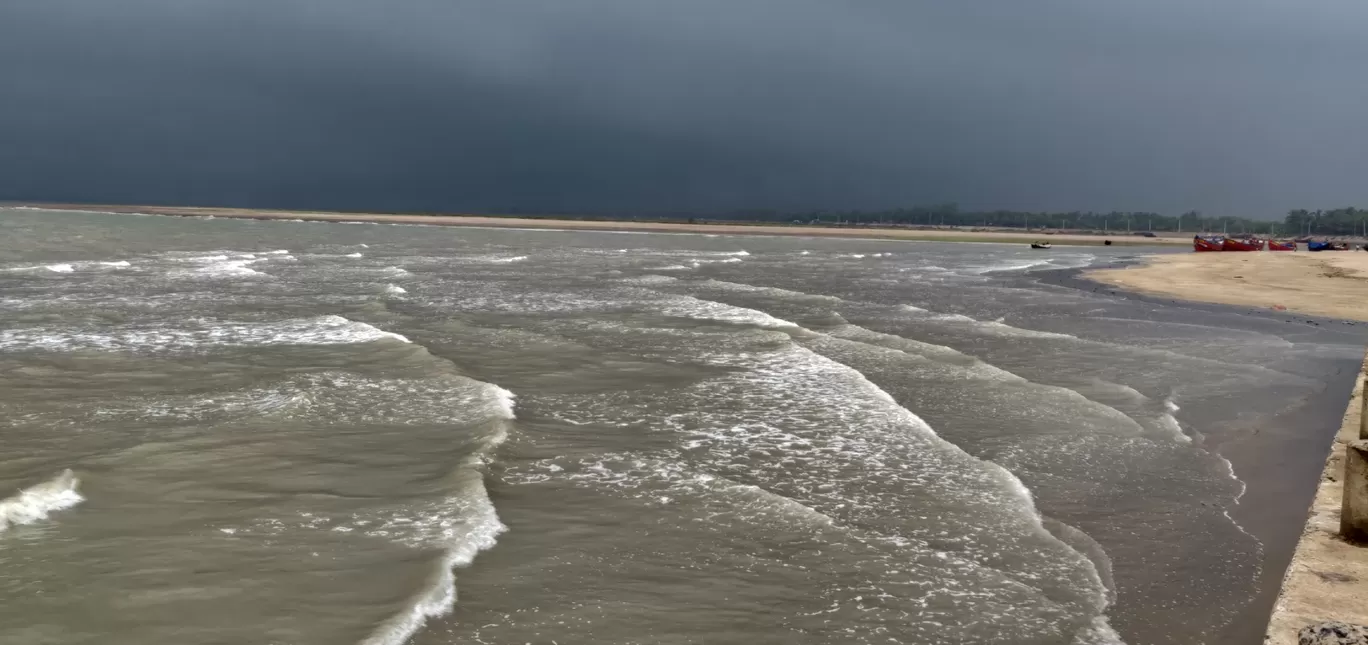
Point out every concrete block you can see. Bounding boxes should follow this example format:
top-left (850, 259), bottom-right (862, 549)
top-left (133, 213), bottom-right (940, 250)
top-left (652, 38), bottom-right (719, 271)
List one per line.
top-left (1299, 621), bottom-right (1368, 645)
top-left (1346, 440), bottom-right (1368, 543)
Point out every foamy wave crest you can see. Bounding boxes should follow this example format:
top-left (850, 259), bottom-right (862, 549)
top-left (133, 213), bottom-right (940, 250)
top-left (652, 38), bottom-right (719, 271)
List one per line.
top-left (1158, 397), bottom-right (1191, 443)
top-left (969, 259), bottom-right (1053, 274)
top-left (619, 274), bottom-right (677, 285)
top-left (345, 252), bottom-right (364, 258)
top-left (357, 498), bottom-right (505, 645)
top-left (466, 255), bottom-right (527, 264)
top-left (170, 253), bottom-right (267, 278)
top-left (902, 305), bottom-right (1080, 340)
top-left (696, 279), bottom-right (843, 303)
top-left (0, 315), bottom-right (410, 352)
top-left (1073, 616), bottom-right (1126, 645)
top-left (356, 383), bottom-right (513, 645)
top-left (0, 470), bottom-right (83, 533)
top-left (384, 284), bottom-right (408, 296)
top-left (5, 261), bottom-right (129, 273)
top-left (658, 296), bottom-right (802, 330)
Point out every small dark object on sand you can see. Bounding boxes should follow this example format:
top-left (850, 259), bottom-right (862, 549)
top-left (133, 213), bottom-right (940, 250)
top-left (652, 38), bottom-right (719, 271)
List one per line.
top-left (1104, 240), bottom-right (1113, 246)
top-left (1298, 621), bottom-right (1368, 645)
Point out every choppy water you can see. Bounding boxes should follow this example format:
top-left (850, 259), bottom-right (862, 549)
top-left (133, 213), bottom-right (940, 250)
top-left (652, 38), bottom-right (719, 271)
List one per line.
top-left (1, 207), bottom-right (1362, 645)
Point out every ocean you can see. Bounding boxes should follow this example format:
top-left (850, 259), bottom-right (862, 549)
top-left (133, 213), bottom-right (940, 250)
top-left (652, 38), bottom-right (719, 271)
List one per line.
top-left (0, 207), bottom-right (1361, 645)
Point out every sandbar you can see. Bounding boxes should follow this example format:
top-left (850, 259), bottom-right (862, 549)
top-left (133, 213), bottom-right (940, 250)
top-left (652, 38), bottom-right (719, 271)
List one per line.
top-left (1090, 252), bottom-right (1368, 322)
top-left (14, 203), bottom-right (1188, 247)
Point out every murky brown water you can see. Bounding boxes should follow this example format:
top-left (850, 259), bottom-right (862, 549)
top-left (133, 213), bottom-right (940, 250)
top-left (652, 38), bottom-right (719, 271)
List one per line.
top-left (1, 207), bottom-right (1361, 645)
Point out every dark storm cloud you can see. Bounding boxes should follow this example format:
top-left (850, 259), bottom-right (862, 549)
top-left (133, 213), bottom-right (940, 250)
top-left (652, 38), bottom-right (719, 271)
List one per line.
top-left (2, 0), bottom-right (1366, 216)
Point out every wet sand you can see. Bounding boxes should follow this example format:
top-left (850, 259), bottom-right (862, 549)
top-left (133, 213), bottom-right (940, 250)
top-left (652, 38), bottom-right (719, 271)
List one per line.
top-left (1264, 362), bottom-right (1368, 644)
top-left (14, 203), bottom-right (1187, 247)
top-left (1088, 253), bottom-right (1368, 642)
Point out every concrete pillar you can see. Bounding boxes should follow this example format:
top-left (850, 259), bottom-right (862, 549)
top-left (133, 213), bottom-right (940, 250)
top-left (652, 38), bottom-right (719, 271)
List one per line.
top-left (1362, 392), bottom-right (1368, 439)
top-left (1361, 391), bottom-right (1368, 439)
top-left (1345, 440), bottom-right (1368, 543)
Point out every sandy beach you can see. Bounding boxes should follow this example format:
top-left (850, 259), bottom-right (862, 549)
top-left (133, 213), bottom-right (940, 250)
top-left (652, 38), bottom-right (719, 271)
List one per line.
top-left (1092, 252), bottom-right (1368, 643)
top-left (1090, 252), bottom-right (1368, 322)
top-left (14, 203), bottom-right (1190, 247)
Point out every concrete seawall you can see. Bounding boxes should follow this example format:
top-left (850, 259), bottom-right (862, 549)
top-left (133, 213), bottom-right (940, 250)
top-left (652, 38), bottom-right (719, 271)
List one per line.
top-left (1264, 353), bottom-right (1368, 642)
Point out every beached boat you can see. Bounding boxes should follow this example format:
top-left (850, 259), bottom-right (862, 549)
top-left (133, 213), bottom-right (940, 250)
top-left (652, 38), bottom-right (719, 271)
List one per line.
top-left (1267, 240), bottom-right (1296, 251)
top-left (1221, 238), bottom-right (1263, 252)
top-left (1030, 242), bottom-right (1051, 249)
top-left (1192, 236), bottom-right (1224, 252)
top-left (1306, 241), bottom-right (1347, 252)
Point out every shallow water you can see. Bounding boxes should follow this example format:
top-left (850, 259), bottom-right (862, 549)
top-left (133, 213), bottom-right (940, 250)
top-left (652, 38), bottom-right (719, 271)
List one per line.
top-left (0, 207), bottom-right (1361, 645)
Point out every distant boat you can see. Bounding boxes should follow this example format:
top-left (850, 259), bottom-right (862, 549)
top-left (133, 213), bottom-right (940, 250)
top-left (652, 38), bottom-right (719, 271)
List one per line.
top-left (1193, 236), bottom-right (1224, 252)
top-left (1267, 240), bottom-right (1297, 251)
top-left (1221, 238), bottom-right (1263, 252)
top-left (1030, 242), bottom-right (1051, 249)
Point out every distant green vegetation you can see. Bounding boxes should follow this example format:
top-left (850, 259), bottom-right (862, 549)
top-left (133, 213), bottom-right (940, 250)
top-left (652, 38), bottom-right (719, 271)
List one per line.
top-left (485, 204), bottom-right (1368, 237)
top-left (688, 204), bottom-right (1368, 236)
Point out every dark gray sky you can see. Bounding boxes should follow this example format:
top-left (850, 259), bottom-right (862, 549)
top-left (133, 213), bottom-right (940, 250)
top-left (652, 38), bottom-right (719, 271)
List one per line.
top-left (2, 0), bottom-right (1365, 217)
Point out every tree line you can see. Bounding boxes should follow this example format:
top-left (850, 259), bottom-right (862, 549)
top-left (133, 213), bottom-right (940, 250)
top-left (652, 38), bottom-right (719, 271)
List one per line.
top-left (486, 204), bottom-right (1368, 237)
top-left (695, 204), bottom-right (1368, 237)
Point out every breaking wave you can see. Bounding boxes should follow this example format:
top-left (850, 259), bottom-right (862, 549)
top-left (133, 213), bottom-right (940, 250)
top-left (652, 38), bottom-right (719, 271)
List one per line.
top-left (0, 470), bottom-right (83, 533)
top-left (0, 315), bottom-right (410, 352)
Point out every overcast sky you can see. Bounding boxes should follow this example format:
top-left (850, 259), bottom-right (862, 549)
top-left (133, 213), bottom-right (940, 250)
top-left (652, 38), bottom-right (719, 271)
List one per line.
top-left (2, 0), bottom-right (1365, 218)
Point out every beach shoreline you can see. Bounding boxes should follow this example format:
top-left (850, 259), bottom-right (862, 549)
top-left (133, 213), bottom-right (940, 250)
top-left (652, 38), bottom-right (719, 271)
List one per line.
top-left (1086, 253), bottom-right (1368, 643)
top-left (7, 202), bottom-right (1188, 247)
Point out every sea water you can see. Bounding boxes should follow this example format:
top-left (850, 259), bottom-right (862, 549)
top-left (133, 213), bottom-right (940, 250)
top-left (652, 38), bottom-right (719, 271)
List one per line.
top-left (0, 207), bottom-right (1361, 645)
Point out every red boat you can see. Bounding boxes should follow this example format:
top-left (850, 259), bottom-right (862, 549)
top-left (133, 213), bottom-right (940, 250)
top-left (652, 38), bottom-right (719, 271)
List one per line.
top-left (1193, 236), bottom-right (1224, 252)
top-left (1221, 238), bottom-right (1264, 252)
top-left (1267, 240), bottom-right (1297, 251)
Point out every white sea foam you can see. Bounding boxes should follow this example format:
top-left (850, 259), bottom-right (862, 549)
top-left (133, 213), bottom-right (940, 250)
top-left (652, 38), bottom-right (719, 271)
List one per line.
top-left (657, 296), bottom-right (801, 330)
top-left (1157, 397), bottom-right (1191, 443)
top-left (0, 469), bottom-right (83, 533)
top-left (0, 315), bottom-right (410, 352)
top-left (96, 260), bottom-right (132, 268)
top-left (966, 259), bottom-right (1054, 274)
top-left (345, 252), bottom-right (364, 258)
top-left (355, 384), bottom-right (513, 645)
top-left (167, 253), bottom-right (267, 278)
top-left (384, 284), bottom-right (408, 296)
top-left (466, 255), bottom-right (527, 264)
top-left (45, 264), bottom-right (74, 273)
top-left (901, 304), bottom-right (1080, 340)
top-left (357, 495), bottom-right (505, 645)
top-left (510, 302), bottom-right (1117, 634)
top-left (695, 279), bottom-right (843, 303)
top-left (619, 275), bottom-right (677, 285)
